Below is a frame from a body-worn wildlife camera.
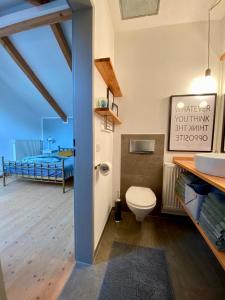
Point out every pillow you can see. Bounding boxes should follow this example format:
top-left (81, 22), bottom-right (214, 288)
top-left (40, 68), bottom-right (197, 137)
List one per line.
top-left (58, 150), bottom-right (73, 157)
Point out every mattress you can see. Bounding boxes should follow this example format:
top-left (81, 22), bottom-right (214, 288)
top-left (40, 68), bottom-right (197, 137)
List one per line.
top-left (4, 155), bottom-right (74, 180)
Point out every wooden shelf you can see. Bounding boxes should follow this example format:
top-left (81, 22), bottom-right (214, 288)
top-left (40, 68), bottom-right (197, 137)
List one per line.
top-left (95, 108), bottom-right (122, 125)
top-left (94, 58), bottom-right (122, 97)
top-left (220, 53), bottom-right (225, 61)
top-left (173, 157), bottom-right (225, 193)
top-left (176, 195), bottom-right (225, 271)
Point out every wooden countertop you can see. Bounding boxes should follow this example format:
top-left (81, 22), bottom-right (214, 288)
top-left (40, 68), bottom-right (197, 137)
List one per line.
top-left (173, 157), bottom-right (225, 193)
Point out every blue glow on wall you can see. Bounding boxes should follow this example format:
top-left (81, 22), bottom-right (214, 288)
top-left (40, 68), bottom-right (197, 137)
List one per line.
top-left (0, 81), bottom-right (42, 161)
top-left (42, 118), bottom-right (73, 150)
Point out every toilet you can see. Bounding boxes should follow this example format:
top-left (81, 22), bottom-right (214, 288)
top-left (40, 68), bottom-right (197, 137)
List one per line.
top-left (125, 186), bottom-right (157, 222)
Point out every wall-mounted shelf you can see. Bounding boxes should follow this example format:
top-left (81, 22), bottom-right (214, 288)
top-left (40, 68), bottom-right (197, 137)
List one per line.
top-left (95, 108), bottom-right (122, 125)
top-left (220, 53), bottom-right (225, 61)
top-left (94, 58), bottom-right (122, 97)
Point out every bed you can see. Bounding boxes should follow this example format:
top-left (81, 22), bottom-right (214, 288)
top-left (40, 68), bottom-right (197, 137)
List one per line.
top-left (1, 151), bottom-right (74, 193)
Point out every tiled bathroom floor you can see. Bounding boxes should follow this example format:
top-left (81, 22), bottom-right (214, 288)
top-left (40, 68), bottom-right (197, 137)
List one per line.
top-left (59, 212), bottom-right (225, 300)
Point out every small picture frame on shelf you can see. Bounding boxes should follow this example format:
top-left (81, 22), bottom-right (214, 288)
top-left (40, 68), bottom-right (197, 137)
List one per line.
top-left (112, 102), bottom-right (118, 116)
top-left (107, 88), bottom-right (114, 110)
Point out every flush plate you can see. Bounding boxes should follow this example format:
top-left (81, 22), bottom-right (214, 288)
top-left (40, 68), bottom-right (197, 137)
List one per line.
top-left (129, 139), bottom-right (155, 154)
top-left (120, 0), bottom-right (160, 20)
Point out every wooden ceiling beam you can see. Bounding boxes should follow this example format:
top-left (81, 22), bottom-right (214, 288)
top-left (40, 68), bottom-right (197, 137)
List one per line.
top-left (28, 0), bottom-right (49, 4)
top-left (0, 37), bottom-right (67, 121)
top-left (27, 0), bottom-right (72, 70)
top-left (0, 4), bottom-right (72, 38)
top-left (50, 23), bottom-right (72, 70)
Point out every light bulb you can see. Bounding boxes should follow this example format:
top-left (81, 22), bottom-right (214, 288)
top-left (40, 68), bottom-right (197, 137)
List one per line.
top-left (177, 102), bottom-right (184, 109)
top-left (199, 100), bottom-right (208, 108)
top-left (190, 75), bottom-right (217, 94)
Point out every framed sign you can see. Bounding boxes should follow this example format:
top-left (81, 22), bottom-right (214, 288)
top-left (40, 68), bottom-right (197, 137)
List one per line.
top-left (112, 102), bottom-right (118, 116)
top-left (168, 94), bottom-right (216, 152)
top-left (107, 88), bottom-right (114, 110)
top-left (221, 96), bottom-right (225, 153)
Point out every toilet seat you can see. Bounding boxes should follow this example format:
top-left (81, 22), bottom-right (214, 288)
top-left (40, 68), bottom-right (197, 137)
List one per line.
top-left (126, 201), bottom-right (156, 210)
top-left (126, 186), bottom-right (156, 208)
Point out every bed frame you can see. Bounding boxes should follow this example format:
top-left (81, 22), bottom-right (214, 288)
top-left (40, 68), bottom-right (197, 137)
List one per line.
top-left (1, 147), bottom-right (73, 193)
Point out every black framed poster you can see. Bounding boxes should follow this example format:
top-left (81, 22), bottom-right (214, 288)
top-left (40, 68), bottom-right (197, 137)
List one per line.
top-left (168, 93), bottom-right (216, 152)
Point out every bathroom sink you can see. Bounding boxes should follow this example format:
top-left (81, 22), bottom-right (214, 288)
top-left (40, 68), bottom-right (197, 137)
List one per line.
top-left (194, 153), bottom-right (225, 178)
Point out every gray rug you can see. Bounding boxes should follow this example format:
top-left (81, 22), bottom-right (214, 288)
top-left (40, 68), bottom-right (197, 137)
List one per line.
top-left (98, 242), bottom-right (174, 300)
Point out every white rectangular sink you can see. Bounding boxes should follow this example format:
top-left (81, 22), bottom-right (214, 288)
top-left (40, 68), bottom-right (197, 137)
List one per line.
top-left (194, 153), bottom-right (225, 178)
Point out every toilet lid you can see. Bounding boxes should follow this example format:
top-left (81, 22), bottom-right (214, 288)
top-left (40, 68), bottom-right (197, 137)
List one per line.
top-left (126, 186), bottom-right (156, 208)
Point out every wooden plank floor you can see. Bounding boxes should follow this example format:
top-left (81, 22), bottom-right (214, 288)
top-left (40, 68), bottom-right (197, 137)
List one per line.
top-left (0, 177), bottom-right (74, 300)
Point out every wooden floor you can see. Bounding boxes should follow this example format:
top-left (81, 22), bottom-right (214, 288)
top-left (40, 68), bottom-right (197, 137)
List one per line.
top-left (94, 212), bottom-right (225, 300)
top-left (0, 177), bottom-right (74, 300)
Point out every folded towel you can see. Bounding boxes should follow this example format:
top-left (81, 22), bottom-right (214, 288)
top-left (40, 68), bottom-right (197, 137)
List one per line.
top-left (204, 198), bottom-right (225, 221)
top-left (175, 188), bottom-right (185, 200)
top-left (202, 201), bottom-right (225, 227)
top-left (179, 173), bottom-right (200, 185)
top-left (175, 181), bottom-right (185, 200)
top-left (199, 214), bottom-right (225, 242)
top-left (200, 210), bottom-right (224, 239)
top-left (208, 192), bottom-right (225, 214)
top-left (199, 217), bottom-right (225, 251)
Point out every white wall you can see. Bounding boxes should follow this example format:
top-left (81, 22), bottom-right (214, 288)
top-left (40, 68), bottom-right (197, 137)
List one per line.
top-left (0, 81), bottom-right (42, 160)
top-left (93, 0), bottom-right (115, 249)
top-left (113, 21), bottom-right (223, 200)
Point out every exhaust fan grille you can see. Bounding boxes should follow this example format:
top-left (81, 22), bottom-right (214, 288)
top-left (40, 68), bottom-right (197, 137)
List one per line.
top-left (120, 0), bottom-right (160, 20)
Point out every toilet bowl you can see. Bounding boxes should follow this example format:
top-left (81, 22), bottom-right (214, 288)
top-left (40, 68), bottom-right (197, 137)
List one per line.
top-left (125, 186), bottom-right (157, 222)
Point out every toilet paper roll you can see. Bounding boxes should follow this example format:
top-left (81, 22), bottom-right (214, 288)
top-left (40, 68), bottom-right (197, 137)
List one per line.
top-left (99, 162), bottom-right (112, 176)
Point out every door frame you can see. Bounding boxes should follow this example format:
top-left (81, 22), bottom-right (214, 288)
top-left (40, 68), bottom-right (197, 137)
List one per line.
top-left (68, 0), bottom-right (94, 264)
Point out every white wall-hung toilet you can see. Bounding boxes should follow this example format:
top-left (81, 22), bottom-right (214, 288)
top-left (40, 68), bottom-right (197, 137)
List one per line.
top-left (125, 186), bottom-right (157, 222)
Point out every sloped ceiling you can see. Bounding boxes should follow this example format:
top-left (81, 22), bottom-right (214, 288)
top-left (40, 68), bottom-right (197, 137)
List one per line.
top-left (108, 0), bottom-right (225, 32)
top-left (0, 0), bottom-right (32, 17)
top-left (0, 0), bottom-right (72, 118)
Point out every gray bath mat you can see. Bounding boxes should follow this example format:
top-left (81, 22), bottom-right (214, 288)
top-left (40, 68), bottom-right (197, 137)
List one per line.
top-left (98, 242), bottom-right (174, 300)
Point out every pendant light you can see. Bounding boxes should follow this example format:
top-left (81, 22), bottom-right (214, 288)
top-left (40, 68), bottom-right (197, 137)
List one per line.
top-left (205, 0), bottom-right (223, 77)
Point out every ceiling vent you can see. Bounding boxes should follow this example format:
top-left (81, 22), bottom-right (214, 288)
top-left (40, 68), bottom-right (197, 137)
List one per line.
top-left (120, 0), bottom-right (160, 20)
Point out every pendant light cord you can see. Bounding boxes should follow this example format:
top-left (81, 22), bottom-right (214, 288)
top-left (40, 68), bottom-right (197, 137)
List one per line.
top-left (208, 9), bottom-right (211, 70)
top-left (207, 0), bottom-right (223, 70)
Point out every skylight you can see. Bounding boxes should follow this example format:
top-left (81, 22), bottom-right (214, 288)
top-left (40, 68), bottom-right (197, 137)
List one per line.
top-left (120, 0), bottom-right (160, 20)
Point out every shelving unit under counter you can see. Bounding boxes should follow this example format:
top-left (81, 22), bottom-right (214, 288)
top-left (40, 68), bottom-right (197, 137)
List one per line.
top-left (173, 157), bottom-right (225, 271)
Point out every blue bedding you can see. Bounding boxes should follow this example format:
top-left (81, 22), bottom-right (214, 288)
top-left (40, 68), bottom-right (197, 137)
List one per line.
top-left (4, 155), bottom-right (74, 180)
